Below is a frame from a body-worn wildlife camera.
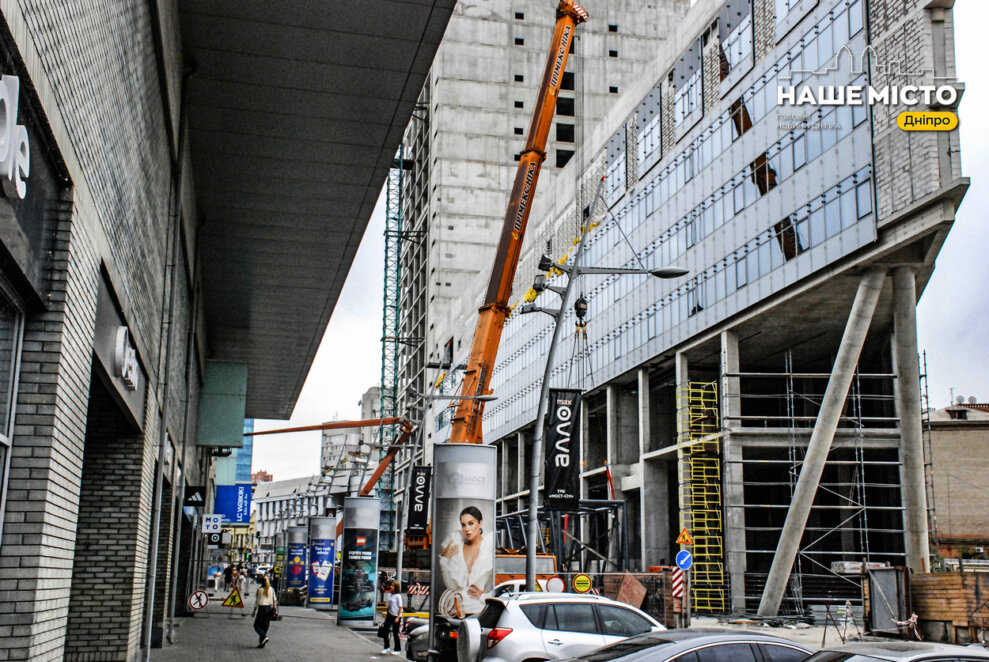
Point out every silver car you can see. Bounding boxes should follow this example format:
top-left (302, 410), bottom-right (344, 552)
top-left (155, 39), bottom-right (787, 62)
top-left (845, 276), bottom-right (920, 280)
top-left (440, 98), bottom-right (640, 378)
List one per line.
top-left (804, 641), bottom-right (989, 661)
top-left (458, 592), bottom-right (666, 662)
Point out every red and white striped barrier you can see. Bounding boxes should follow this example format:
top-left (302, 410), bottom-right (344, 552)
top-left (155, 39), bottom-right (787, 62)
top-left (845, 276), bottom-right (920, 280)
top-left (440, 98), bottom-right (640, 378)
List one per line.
top-left (672, 567), bottom-right (685, 598)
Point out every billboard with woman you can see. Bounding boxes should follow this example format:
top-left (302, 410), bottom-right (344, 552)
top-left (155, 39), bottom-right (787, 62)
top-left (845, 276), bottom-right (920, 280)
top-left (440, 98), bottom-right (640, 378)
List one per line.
top-left (430, 443), bottom-right (496, 619)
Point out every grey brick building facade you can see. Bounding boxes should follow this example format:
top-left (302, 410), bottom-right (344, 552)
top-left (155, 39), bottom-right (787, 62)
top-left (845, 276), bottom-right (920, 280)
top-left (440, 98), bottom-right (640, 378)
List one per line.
top-left (0, 1), bottom-right (453, 659)
top-left (0, 2), bottom-right (207, 659)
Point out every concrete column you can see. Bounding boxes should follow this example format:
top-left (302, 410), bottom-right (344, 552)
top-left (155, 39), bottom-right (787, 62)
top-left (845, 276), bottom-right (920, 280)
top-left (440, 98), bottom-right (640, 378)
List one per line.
top-left (642, 458), bottom-right (670, 566)
top-left (721, 331), bottom-right (747, 612)
top-left (516, 431), bottom-right (525, 494)
top-left (675, 352), bottom-right (689, 532)
top-left (758, 268), bottom-right (886, 617)
top-left (638, 370), bottom-right (650, 455)
top-left (638, 369), bottom-right (651, 566)
top-left (606, 384), bottom-right (619, 478)
top-left (892, 267), bottom-right (930, 573)
top-left (720, 331), bottom-right (741, 430)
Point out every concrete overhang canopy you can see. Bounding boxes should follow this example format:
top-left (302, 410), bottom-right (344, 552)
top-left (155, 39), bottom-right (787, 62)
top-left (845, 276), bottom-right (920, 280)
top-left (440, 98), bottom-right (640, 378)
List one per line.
top-left (179, 1), bottom-right (453, 419)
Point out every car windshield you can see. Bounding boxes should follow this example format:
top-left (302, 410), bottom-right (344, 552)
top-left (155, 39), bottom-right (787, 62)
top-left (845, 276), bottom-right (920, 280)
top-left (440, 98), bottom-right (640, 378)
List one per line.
top-left (577, 636), bottom-right (674, 662)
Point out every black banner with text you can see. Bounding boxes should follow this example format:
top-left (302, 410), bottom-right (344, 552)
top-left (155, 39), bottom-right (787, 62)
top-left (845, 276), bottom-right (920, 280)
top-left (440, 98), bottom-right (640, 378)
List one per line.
top-left (407, 465), bottom-right (431, 533)
top-left (545, 389), bottom-right (581, 511)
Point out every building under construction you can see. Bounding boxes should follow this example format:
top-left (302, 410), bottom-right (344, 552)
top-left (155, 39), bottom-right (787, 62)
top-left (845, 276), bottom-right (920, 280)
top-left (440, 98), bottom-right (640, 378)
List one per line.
top-left (394, 0), bottom-right (965, 617)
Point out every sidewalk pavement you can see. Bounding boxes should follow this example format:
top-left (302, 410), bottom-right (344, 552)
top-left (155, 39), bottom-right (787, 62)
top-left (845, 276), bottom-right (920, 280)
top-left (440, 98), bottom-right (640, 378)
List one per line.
top-left (153, 586), bottom-right (398, 662)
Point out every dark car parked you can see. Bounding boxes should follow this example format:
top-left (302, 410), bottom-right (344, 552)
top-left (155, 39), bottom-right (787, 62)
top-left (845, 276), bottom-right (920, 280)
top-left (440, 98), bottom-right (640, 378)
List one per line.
top-left (565, 629), bottom-right (813, 662)
top-left (803, 641), bottom-right (989, 662)
top-left (406, 616), bottom-right (459, 662)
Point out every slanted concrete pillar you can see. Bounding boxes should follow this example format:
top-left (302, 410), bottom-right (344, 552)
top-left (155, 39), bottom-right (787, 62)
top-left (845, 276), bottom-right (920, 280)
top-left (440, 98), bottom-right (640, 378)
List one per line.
top-left (892, 266), bottom-right (930, 573)
top-left (758, 268), bottom-right (886, 617)
top-left (721, 331), bottom-right (746, 612)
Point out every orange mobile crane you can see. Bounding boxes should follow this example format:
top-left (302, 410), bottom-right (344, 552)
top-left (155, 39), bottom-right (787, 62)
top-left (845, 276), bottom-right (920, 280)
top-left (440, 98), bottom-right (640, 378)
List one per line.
top-left (449, 0), bottom-right (588, 445)
top-left (244, 0), bottom-right (589, 515)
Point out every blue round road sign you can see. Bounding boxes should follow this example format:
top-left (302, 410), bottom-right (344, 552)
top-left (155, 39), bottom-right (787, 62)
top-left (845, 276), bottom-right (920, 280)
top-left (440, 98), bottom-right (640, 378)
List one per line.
top-left (676, 549), bottom-right (693, 570)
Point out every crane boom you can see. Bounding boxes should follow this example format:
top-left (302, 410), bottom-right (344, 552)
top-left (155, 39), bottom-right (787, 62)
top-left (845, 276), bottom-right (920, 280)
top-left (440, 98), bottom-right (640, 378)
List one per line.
top-left (449, 0), bottom-right (588, 445)
top-left (246, 417), bottom-right (414, 537)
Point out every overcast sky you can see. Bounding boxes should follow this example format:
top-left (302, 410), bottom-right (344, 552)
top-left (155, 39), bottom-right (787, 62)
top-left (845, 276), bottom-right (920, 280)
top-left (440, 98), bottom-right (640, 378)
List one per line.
top-left (253, 3), bottom-right (987, 482)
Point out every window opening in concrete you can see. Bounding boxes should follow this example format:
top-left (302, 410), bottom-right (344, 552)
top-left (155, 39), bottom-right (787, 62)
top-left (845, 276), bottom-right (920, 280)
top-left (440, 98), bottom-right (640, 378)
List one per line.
top-left (609, 86), bottom-right (619, 94)
top-left (608, 49), bottom-right (618, 58)
top-left (561, 71), bottom-right (575, 91)
top-left (515, 11), bottom-right (524, 20)
top-left (514, 100), bottom-right (524, 109)
top-left (608, 24), bottom-right (618, 32)
top-left (557, 97), bottom-right (575, 116)
top-left (514, 74), bottom-right (524, 82)
top-left (556, 150), bottom-right (574, 168)
top-left (515, 37), bottom-right (524, 46)
top-left (557, 123), bottom-right (575, 143)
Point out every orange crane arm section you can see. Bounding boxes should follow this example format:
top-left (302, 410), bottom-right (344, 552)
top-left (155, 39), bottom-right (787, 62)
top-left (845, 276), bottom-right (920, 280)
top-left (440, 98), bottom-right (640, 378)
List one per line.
top-left (243, 417), bottom-right (407, 436)
top-left (449, 0), bottom-right (587, 445)
top-left (243, 417), bottom-right (414, 538)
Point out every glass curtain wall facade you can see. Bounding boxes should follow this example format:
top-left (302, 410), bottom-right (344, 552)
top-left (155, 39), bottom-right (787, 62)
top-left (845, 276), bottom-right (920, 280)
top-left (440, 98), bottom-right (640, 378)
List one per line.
top-left (444, 0), bottom-right (965, 616)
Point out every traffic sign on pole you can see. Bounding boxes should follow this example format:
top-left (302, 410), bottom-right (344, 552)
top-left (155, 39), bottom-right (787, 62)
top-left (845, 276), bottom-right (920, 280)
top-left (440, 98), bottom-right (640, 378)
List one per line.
top-left (676, 528), bottom-right (693, 545)
top-left (188, 590), bottom-right (209, 611)
top-left (676, 549), bottom-right (693, 571)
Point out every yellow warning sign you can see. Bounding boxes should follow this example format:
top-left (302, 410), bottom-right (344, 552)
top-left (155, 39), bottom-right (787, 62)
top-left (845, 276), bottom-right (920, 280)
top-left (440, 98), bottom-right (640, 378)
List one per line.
top-left (222, 586), bottom-right (244, 608)
top-left (572, 574), bottom-right (592, 593)
top-left (676, 528), bottom-right (693, 545)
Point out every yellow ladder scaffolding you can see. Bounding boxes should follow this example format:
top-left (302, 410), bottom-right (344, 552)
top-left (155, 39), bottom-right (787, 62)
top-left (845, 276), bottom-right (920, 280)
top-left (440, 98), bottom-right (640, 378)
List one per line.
top-left (677, 381), bottom-right (726, 613)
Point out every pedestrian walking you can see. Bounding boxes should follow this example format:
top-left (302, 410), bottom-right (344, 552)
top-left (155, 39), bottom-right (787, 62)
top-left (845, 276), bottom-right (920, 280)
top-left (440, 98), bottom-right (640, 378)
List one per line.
top-left (223, 563), bottom-right (233, 592)
top-left (252, 574), bottom-right (278, 648)
top-left (380, 580), bottom-right (403, 655)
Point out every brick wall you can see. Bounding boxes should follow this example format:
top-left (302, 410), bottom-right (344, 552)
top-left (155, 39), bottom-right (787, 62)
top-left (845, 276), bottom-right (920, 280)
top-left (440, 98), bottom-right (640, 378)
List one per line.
top-left (869, 0), bottom-right (958, 220)
top-left (0, 1), bottom-right (204, 659)
top-left (753, 0), bottom-right (774, 60)
top-left (16, 0), bottom-right (172, 361)
top-left (64, 377), bottom-right (150, 662)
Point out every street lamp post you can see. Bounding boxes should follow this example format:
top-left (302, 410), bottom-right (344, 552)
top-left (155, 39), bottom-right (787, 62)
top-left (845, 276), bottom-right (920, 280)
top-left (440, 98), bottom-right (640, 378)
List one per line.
top-left (520, 180), bottom-right (687, 591)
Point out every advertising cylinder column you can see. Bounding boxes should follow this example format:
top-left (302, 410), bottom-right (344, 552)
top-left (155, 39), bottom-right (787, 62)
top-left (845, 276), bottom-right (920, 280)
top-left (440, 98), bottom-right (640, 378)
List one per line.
top-left (274, 530), bottom-right (287, 593)
top-left (338, 496), bottom-right (380, 625)
top-left (286, 526), bottom-right (308, 593)
top-left (308, 516), bottom-right (337, 609)
top-left (430, 443), bottom-right (497, 624)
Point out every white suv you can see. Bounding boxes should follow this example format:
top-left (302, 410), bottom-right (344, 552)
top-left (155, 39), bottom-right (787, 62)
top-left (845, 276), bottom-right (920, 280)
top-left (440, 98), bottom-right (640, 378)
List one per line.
top-left (458, 592), bottom-right (666, 662)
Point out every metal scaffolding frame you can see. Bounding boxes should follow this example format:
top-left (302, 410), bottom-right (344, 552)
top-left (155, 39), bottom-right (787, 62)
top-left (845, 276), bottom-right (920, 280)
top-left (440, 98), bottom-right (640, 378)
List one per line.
top-left (677, 380), bottom-right (726, 613)
top-left (496, 499), bottom-right (630, 574)
top-left (727, 350), bottom-right (908, 616)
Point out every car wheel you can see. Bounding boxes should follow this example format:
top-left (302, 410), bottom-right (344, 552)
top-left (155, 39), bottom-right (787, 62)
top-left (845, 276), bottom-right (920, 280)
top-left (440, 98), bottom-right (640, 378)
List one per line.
top-left (456, 618), bottom-right (482, 662)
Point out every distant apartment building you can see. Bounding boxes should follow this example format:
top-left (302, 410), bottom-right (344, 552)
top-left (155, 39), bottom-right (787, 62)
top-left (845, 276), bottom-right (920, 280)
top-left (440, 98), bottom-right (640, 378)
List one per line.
top-left (928, 401), bottom-right (989, 561)
top-left (252, 470), bottom-right (274, 484)
top-left (410, 0), bottom-right (965, 617)
top-left (253, 476), bottom-right (327, 565)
